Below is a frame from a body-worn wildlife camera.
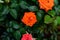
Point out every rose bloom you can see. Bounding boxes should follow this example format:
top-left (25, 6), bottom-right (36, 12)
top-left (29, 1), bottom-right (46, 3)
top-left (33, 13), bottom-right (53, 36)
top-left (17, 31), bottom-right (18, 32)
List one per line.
top-left (21, 12), bottom-right (37, 27)
top-left (21, 34), bottom-right (33, 40)
top-left (38, 0), bottom-right (54, 12)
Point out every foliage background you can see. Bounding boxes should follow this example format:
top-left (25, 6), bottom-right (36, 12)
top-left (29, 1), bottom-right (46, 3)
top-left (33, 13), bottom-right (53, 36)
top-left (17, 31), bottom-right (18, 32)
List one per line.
top-left (0, 0), bottom-right (60, 40)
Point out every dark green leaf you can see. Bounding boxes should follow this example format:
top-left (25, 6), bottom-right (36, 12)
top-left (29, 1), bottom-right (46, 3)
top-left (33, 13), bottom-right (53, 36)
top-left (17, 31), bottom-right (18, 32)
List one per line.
top-left (58, 6), bottom-right (60, 13)
top-left (10, 9), bottom-right (17, 19)
top-left (54, 0), bottom-right (58, 6)
top-left (19, 1), bottom-right (29, 9)
top-left (32, 0), bottom-right (36, 2)
top-left (36, 10), bottom-right (44, 21)
top-left (9, 21), bottom-right (13, 27)
top-left (0, 16), bottom-right (5, 21)
top-left (11, 0), bottom-right (17, 3)
top-left (7, 28), bottom-right (14, 33)
top-left (1, 6), bottom-right (9, 16)
top-left (2, 36), bottom-right (10, 40)
top-left (14, 31), bottom-right (21, 40)
top-left (12, 21), bottom-right (20, 29)
top-left (54, 6), bottom-right (60, 15)
top-left (28, 6), bottom-right (38, 11)
top-left (0, 4), bottom-right (3, 10)
top-left (10, 3), bottom-right (18, 8)
top-left (19, 28), bottom-right (26, 34)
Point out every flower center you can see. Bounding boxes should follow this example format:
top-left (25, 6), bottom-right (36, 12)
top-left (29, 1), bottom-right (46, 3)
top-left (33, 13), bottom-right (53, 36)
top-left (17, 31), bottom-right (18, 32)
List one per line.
top-left (47, 0), bottom-right (49, 3)
top-left (28, 17), bottom-right (34, 23)
top-left (29, 17), bottom-right (33, 21)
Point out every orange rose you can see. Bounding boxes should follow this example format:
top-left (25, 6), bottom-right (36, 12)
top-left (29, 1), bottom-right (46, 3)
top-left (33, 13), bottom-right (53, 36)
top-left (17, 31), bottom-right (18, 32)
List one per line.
top-left (38, 0), bottom-right (54, 12)
top-left (21, 12), bottom-right (37, 27)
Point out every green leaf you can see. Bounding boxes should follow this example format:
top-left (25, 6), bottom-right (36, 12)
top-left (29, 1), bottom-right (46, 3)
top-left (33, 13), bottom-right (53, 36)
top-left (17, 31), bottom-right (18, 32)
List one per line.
top-left (19, 28), bottom-right (26, 34)
top-left (44, 15), bottom-right (53, 24)
top-left (36, 12), bottom-right (42, 21)
top-left (32, 0), bottom-right (36, 2)
top-left (8, 21), bottom-right (20, 29)
top-left (11, 0), bottom-right (17, 3)
top-left (54, 0), bottom-right (58, 5)
top-left (7, 28), bottom-right (14, 33)
top-left (54, 6), bottom-right (60, 15)
top-left (57, 6), bottom-right (60, 13)
top-left (36, 10), bottom-right (44, 21)
top-left (12, 21), bottom-right (20, 29)
top-left (10, 9), bottom-right (17, 19)
top-left (19, 1), bottom-right (29, 9)
top-left (0, 4), bottom-right (3, 10)
top-left (1, 6), bottom-right (9, 16)
top-left (14, 31), bottom-right (21, 40)
top-left (0, 16), bottom-right (6, 21)
top-left (10, 3), bottom-right (18, 8)
top-left (2, 36), bottom-right (10, 40)
top-left (55, 16), bottom-right (60, 25)
top-left (18, 23), bottom-right (26, 34)
top-left (9, 21), bottom-right (13, 27)
top-left (53, 20), bottom-right (57, 30)
top-left (48, 10), bottom-right (55, 17)
top-left (28, 6), bottom-right (38, 11)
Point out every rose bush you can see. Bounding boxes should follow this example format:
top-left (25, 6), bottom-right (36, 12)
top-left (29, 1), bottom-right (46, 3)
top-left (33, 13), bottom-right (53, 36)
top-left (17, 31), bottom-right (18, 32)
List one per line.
top-left (0, 0), bottom-right (60, 40)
